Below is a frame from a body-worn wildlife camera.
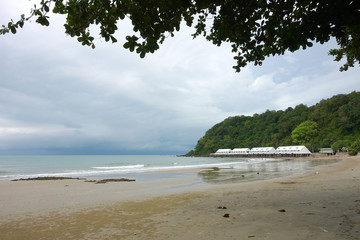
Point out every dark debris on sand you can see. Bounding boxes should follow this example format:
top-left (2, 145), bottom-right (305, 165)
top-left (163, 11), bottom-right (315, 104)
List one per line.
top-left (88, 178), bottom-right (136, 184)
top-left (12, 177), bottom-right (136, 183)
top-left (11, 177), bottom-right (84, 181)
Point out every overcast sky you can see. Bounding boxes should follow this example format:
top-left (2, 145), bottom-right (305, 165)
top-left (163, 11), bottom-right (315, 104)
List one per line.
top-left (0, 1), bottom-right (359, 155)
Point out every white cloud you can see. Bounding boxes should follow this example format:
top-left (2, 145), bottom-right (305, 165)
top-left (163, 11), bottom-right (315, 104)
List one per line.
top-left (249, 74), bottom-right (276, 92)
top-left (283, 52), bottom-right (298, 64)
top-left (0, 127), bottom-right (38, 135)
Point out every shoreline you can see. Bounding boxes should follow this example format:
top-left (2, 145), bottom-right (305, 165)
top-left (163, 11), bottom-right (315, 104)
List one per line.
top-left (1, 155), bottom-right (359, 239)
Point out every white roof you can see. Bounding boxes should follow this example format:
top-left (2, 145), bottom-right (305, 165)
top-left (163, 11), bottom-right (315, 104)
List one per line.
top-left (249, 147), bottom-right (276, 153)
top-left (276, 145), bottom-right (311, 154)
top-left (215, 149), bottom-right (232, 153)
top-left (232, 148), bottom-right (250, 151)
top-left (277, 146), bottom-right (302, 150)
top-left (213, 146), bottom-right (311, 155)
top-left (250, 147), bottom-right (275, 151)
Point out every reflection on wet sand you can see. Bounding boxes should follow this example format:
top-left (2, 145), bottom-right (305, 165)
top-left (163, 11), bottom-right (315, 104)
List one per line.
top-left (198, 158), bottom-right (340, 184)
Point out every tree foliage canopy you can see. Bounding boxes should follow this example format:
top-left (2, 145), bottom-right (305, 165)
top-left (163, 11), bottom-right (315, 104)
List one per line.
top-left (1, 0), bottom-right (360, 71)
top-left (291, 120), bottom-right (318, 146)
top-left (189, 91), bottom-right (360, 155)
top-left (348, 140), bottom-right (360, 156)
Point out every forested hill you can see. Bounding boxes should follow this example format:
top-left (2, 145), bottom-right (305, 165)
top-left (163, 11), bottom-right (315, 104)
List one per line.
top-left (187, 91), bottom-right (360, 155)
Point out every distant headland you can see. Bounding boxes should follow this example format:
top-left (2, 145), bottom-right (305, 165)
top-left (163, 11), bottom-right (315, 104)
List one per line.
top-left (186, 91), bottom-right (360, 156)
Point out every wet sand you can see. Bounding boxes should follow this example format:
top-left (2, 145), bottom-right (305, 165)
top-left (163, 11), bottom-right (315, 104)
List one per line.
top-left (0, 155), bottom-right (359, 239)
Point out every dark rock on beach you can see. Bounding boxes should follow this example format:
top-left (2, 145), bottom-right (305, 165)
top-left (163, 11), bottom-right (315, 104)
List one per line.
top-left (12, 177), bottom-right (84, 181)
top-left (93, 178), bottom-right (136, 184)
top-left (12, 177), bottom-right (136, 183)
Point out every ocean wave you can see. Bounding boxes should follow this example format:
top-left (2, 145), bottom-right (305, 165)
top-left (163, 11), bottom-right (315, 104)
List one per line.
top-left (92, 164), bottom-right (145, 170)
top-left (0, 158), bottom-right (273, 180)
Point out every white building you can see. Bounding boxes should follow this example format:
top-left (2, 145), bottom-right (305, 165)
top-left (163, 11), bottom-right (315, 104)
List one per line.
top-left (231, 148), bottom-right (250, 154)
top-left (249, 147), bottom-right (276, 155)
top-left (213, 146), bottom-right (311, 156)
top-left (275, 145), bottom-right (311, 155)
top-left (214, 149), bottom-right (232, 155)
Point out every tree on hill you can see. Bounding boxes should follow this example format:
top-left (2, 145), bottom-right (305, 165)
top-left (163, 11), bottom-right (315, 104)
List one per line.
top-left (291, 120), bottom-right (319, 151)
top-left (1, 0), bottom-right (359, 72)
top-left (348, 140), bottom-right (360, 156)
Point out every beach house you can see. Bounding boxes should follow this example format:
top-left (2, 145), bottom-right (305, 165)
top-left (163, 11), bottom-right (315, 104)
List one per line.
top-left (319, 148), bottom-right (335, 155)
top-left (249, 147), bottom-right (276, 155)
top-left (275, 145), bottom-right (311, 156)
top-left (214, 149), bottom-right (232, 155)
top-left (231, 148), bottom-right (250, 154)
top-left (212, 145), bottom-right (312, 157)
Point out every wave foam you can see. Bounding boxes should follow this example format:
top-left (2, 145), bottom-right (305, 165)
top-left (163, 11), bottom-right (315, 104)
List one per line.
top-left (92, 164), bottom-right (145, 170)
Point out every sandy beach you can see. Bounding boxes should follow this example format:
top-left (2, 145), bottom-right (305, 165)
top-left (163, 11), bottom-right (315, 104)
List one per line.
top-left (0, 155), bottom-right (359, 239)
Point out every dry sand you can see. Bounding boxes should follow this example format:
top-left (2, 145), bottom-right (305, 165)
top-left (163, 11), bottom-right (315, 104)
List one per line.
top-left (0, 155), bottom-right (359, 240)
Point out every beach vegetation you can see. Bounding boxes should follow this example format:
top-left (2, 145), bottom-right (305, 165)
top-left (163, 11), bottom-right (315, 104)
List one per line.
top-left (188, 91), bottom-right (360, 155)
top-left (331, 139), bottom-right (352, 153)
top-left (1, 1), bottom-right (359, 72)
top-left (348, 140), bottom-right (360, 156)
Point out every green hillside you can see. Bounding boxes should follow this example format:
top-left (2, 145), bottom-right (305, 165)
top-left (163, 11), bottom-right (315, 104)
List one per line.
top-left (187, 91), bottom-right (360, 155)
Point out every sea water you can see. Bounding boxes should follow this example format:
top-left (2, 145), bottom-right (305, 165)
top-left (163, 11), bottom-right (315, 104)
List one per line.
top-left (0, 155), bottom-right (263, 180)
top-left (0, 155), bottom-right (338, 183)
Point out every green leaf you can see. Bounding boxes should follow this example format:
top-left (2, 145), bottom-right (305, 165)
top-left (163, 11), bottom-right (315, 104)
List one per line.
top-left (36, 16), bottom-right (49, 26)
top-left (43, 18), bottom-right (49, 26)
top-left (10, 26), bottom-right (16, 34)
top-left (123, 42), bottom-right (130, 49)
top-left (119, 13), bottom-right (125, 20)
top-left (110, 36), bottom-right (117, 43)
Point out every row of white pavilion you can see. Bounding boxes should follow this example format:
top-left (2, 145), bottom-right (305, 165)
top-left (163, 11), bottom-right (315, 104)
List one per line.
top-left (213, 145), bottom-right (311, 156)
